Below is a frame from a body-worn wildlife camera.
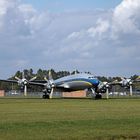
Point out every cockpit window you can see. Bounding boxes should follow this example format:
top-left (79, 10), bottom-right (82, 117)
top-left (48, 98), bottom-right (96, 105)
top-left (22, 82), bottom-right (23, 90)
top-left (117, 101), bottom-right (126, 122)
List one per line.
top-left (88, 77), bottom-right (94, 79)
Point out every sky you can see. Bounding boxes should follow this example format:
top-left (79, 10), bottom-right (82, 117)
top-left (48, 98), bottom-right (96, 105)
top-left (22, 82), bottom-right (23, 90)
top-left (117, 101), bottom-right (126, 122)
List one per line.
top-left (22, 0), bottom-right (122, 12)
top-left (0, 0), bottom-right (140, 78)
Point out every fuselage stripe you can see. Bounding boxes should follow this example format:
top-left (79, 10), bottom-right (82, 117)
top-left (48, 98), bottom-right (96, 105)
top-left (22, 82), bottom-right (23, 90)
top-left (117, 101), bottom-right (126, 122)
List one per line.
top-left (55, 78), bottom-right (98, 86)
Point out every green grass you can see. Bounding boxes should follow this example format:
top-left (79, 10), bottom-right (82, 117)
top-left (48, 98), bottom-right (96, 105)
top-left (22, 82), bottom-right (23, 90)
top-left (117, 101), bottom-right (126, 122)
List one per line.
top-left (0, 97), bottom-right (140, 140)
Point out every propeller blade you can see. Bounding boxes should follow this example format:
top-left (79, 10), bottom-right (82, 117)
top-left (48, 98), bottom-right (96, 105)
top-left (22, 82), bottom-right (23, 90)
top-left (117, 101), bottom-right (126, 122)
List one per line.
top-left (112, 79), bottom-right (119, 83)
top-left (15, 76), bottom-right (21, 81)
top-left (120, 77), bottom-right (125, 80)
top-left (129, 85), bottom-right (133, 96)
top-left (44, 77), bottom-right (49, 83)
top-left (29, 76), bottom-right (37, 82)
top-left (49, 88), bottom-right (54, 99)
top-left (24, 85), bottom-right (27, 96)
top-left (48, 70), bottom-right (53, 80)
top-left (106, 87), bottom-right (109, 99)
top-left (49, 70), bottom-right (54, 84)
top-left (22, 72), bottom-right (25, 79)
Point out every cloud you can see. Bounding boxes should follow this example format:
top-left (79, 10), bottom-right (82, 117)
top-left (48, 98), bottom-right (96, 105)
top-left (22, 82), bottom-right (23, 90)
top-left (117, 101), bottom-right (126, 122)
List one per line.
top-left (0, 0), bottom-right (140, 78)
top-left (87, 19), bottom-right (110, 38)
top-left (67, 18), bottom-right (110, 41)
top-left (112, 0), bottom-right (140, 37)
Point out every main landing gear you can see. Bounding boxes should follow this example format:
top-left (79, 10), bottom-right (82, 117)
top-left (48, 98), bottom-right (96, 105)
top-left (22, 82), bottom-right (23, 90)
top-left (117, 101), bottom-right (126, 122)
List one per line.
top-left (42, 94), bottom-right (50, 99)
top-left (42, 89), bottom-right (51, 99)
top-left (95, 94), bottom-right (102, 99)
top-left (90, 88), bottom-right (102, 100)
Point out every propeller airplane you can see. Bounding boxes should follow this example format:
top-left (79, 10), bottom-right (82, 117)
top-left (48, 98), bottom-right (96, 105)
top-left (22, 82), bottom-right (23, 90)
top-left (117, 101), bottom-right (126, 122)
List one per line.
top-left (0, 71), bottom-right (139, 99)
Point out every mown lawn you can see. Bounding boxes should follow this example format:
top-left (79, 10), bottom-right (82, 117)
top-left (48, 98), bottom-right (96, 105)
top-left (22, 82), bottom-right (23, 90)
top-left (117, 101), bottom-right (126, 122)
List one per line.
top-left (0, 97), bottom-right (140, 140)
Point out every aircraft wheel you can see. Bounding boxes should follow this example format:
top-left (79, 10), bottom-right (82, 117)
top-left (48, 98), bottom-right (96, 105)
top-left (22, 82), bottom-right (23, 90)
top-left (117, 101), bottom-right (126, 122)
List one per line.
top-left (42, 94), bottom-right (50, 99)
top-left (42, 95), bottom-right (47, 99)
top-left (46, 95), bottom-right (50, 99)
top-left (95, 94), bottom-right (102, 100)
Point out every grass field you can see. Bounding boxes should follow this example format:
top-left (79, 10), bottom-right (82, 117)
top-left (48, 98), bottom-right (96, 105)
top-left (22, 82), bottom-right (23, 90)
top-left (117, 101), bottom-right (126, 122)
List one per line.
top-left (0, 97), bottom-right (140, 140)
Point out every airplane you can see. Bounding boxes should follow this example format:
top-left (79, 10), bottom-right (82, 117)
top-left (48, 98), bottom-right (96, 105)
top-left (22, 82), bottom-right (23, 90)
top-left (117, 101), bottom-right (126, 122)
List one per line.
top-left (0, 71), bottom-right (109, 99)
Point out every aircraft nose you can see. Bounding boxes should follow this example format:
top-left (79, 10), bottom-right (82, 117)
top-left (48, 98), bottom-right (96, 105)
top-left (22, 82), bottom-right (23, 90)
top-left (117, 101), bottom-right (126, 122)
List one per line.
top-left (91, 79), bottom-right (99, 86)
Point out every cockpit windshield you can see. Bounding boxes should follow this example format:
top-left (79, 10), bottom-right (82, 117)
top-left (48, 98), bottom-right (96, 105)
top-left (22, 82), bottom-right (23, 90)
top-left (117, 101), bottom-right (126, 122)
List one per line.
top-left (88, 77), bottom-right (95, 79)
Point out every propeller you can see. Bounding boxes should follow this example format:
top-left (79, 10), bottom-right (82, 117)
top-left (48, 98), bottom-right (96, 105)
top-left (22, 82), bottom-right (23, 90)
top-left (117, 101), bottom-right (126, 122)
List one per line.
top-left (94, 81), bottom-right (111, 99)
top-left (15, 72), bottom-right (37, 96)
top-left (43, 70), bottom-right (54, 99)
top-left (102, 82), bottom-right (110, 99)
top-left (111, 77), bottom-right (137, 96)
top-left (97, 82), bottom-right (110, 93)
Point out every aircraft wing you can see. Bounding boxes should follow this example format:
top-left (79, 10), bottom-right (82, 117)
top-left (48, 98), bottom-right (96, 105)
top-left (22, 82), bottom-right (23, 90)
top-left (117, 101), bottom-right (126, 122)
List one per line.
top-left (26, 81), bottom-right (71, 92)
top-left (28, 81), bottom-right (46, 87)
top-left (108, 81), bottom-right (121, 86)
top-left (133, 79), bottom-right (140, 83)
top-left (0, 79), bottom-right (18, 83)
top-left (0, 79), bottom-right (46, 87)
top-left (29, 80), bottom-right (47, 83)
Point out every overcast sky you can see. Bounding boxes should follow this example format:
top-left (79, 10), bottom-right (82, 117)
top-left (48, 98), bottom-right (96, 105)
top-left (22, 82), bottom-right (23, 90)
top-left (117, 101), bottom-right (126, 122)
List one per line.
top-left (0, 0), bottom-right (140, 78)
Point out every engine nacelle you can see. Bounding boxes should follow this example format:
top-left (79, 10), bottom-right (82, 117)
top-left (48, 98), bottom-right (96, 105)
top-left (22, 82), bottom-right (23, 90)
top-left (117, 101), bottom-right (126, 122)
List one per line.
top-left (95, 86), bottom-right (107, 93)
top-left (95, 82), bottom-right (110, 93)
